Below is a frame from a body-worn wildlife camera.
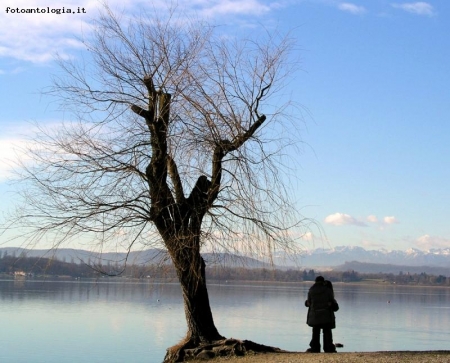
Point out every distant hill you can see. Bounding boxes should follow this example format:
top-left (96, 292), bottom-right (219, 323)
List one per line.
top-left (0, 247), bottom-right (270, 269)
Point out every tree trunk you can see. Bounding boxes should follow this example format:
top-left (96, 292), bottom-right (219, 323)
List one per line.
top-left (164, 240), bottom-right (224, 362)
top-left (178, 255), bottom-right (222, 343)
top-left (172, 246), bottom-right (222, 344)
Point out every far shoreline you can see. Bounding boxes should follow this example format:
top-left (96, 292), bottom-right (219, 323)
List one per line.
top-left (1, 275), bottom-right (450, 289)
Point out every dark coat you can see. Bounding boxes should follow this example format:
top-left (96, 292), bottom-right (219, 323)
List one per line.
top-left (306, 282), bottom-right (337, 327)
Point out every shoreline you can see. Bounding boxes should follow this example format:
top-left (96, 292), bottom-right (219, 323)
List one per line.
top-left (189, 351), bottom-right (450, 362)
top-left (1, 273), bottom-right (449, 289)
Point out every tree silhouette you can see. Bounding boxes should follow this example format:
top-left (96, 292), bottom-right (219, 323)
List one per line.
top-left (7, 5), bottom-right (307, 361)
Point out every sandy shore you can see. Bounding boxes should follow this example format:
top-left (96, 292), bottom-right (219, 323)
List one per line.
top-left (189, 351), bottom-right (450, 362)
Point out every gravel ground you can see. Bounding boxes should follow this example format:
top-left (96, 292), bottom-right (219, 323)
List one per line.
top-left (189, 351), bottom-right (450, 363)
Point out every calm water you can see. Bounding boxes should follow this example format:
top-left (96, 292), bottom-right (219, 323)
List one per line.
top-left (0, 279), bottom-right (449, 362)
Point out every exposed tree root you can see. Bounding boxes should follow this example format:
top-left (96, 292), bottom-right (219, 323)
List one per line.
top-left (163, 338), bottom-right (285, 362)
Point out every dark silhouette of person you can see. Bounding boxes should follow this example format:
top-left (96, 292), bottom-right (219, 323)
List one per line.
top-left (305, 276), bottom-right (338, 353)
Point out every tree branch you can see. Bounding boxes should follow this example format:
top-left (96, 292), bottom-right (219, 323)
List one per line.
top-left (208, 114), bottom-right (267, 205)
top-left (167, 155), bottom-right (185, 203)
top-left (130, 104), bottom-right (151, 119)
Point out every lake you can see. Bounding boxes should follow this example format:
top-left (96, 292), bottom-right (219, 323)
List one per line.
top-left (0, 278), bottom-right (449, 362)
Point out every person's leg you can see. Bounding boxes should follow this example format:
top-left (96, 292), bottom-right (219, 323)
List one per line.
top-left (308, 326), bottom-right (321, 352)
top-left (323, 327), bottom-right (336, 353)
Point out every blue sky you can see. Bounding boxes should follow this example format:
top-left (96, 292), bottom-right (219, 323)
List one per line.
top-left (1, 0), bottom-right (449, 252)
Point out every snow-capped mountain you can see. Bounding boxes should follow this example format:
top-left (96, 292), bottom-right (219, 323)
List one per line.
top-left (272, 246), bottom-right (450, 268)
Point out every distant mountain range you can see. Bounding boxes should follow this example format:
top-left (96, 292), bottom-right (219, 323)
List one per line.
top-left (1, 245), bottom-right (449, 275)
top-left (272, 245), bottom-right (450, 276)
top-left (281, 245), bottom-right (450, 268)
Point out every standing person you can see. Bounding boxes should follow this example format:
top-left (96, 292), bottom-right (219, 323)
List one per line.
top-left (305, 276), bottom-right (338, 353)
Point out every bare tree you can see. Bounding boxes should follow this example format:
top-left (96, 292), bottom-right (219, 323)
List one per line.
top-left (7, 5), bottom-right (308, 362)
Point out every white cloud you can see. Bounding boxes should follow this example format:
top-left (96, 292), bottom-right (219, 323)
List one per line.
top-left (338, 3), bottom-right (366, 15)
top-left (301, 231), bottom-right (314, 241)
top-left (200, 0), bottom-right (273, 17)
top-left (324, 213), bottom-right (367, 227)
top-left (0, 0), bottom-right (93, 64)
top-left (383, 216), bottom-right (399, 224)
top-left (0, 66), bottom-right (25, 75)
top-left (0, 0), bottom-right (279, 65)
top-left (0, 122), bottom-right (60, 181)
top-left (416, 234), bottom-right (450, 250)
top-left (0, 137), bottom-right (30, 181)
top-left (366, 214), bottom-right (399, 226)
top-left (391, 2), bottom-right (435, 16)
top-left (326, 213), bottom-right (398, 228)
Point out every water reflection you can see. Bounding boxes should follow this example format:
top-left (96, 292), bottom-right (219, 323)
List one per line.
top-left (330, 284), bottom-right (450, 352)
top-left (207, 282), bottom-right (450, 352)
top-left (0, 279), bottom-right (449, 362)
